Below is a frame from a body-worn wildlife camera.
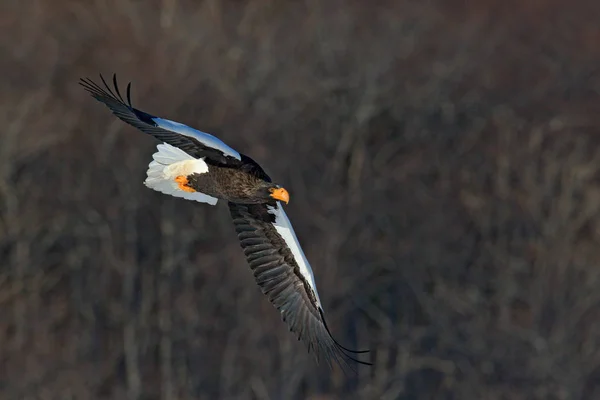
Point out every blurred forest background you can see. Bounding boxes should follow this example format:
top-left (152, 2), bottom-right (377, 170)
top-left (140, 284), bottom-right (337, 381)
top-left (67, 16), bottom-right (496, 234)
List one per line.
top-left (2, 0), bottom-right (600, 399)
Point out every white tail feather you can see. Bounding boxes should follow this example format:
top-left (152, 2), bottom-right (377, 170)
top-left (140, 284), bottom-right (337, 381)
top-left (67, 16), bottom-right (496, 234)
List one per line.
top-left (144, 143), bottom-right (218, 205)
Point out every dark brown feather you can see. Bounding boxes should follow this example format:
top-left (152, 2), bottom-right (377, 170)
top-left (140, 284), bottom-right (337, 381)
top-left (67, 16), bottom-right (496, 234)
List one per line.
top-left (185, 166), bottom-right (275, 204)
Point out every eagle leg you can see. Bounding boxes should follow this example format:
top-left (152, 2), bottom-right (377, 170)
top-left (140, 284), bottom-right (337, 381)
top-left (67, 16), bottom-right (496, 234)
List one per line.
top-left (175, 175), bottom-right (196, 193)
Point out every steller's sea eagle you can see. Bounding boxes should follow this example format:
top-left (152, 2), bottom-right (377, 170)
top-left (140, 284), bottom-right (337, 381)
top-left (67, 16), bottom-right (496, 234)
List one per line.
top-left (79, 74), bottom-right (371, 372)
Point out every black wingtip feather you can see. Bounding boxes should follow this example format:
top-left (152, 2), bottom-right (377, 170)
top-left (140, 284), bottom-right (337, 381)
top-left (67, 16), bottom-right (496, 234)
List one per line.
top-left (126, 82), bottom-right (132, 107)
top-left (79, 74), bottom-right (144, 119)
top-left (79, 76), bottom-right (119, 106)
top-left (318, 308), bottom-right (373, 367)
top-left (112, 73), bottom-right (126, 104)
top-left (318, 308), bottom-right (370, 354)
top-left (98, 73), bottom-right (115, 98)
top-left (79, 74), bottom-right (118, 104)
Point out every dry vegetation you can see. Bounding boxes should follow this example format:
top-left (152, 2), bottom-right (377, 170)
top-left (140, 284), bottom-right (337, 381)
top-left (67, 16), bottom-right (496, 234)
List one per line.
top-left (2, 0), bottom-right (600, 399)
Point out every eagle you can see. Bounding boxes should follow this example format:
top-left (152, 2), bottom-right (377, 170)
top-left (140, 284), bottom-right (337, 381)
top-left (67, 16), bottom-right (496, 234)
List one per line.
top-left (79, 74), bottom-right (371, 372)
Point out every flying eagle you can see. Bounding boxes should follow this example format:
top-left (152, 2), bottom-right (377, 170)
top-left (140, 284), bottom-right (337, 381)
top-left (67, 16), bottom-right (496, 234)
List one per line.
top-left (79, 74), bottom-right (370, 371)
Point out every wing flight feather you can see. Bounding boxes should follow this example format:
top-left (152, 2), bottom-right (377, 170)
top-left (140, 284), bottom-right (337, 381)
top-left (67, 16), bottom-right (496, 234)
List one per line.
top-left (228, 202), bottom-right (371, 372)
top-left (79, 73), bottom-right (241, 164)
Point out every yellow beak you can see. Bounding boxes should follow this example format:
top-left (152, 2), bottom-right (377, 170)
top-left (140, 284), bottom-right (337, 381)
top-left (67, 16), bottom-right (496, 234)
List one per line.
top-left (269, 187), bottom-right (290, 204)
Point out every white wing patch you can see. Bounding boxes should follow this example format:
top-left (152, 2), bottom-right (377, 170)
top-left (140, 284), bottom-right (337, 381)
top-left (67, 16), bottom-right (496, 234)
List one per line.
top-left (152, 117), bottom-right (242, 161)
top-left (144, 143), bottom-right (219, 205)
top-left (267, 202), bottom-right (322, 306)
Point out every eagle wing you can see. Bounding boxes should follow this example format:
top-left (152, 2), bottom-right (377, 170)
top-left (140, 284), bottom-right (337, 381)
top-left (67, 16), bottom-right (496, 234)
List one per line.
top-left (228, 201), bottom-right (370, 371)
top-left (79, 74), bottom-right (241, 165)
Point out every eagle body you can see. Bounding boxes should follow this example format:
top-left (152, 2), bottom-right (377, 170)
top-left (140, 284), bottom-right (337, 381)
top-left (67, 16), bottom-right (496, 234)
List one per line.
top-left (186, 159), bottom-right (275, 204)
top-left (79, 74), bottom-right (370, 372)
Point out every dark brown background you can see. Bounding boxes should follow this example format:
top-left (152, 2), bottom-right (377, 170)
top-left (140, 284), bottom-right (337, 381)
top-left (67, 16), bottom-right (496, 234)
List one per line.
top-left (2, 0), bottom-right (600, 399)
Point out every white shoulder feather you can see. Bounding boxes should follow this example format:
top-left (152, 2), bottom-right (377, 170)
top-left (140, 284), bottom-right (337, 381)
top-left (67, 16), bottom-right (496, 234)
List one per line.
top-left (267, 202), bottom-right (322, 306)
top-left (152, 117), bottom-right (241, 160)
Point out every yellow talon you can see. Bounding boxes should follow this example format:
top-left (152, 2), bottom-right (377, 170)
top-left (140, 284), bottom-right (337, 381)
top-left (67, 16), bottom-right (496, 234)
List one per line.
top-left (175, 175), bottom-right (195, 193)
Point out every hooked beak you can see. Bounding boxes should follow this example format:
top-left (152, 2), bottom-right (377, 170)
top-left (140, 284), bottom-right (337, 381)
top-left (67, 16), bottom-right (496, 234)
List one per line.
top-left (269, 187), bottom-right (290, 204)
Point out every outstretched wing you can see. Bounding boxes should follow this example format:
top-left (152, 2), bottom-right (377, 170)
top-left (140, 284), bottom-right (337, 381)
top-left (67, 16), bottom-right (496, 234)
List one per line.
top-left (228, 201), bottom-right (371, 372)
top-left (79, 73), bottom-right (242, 165)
